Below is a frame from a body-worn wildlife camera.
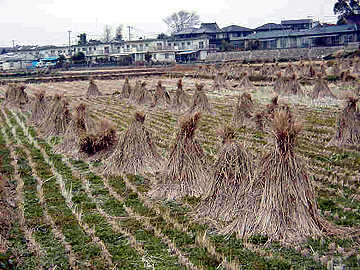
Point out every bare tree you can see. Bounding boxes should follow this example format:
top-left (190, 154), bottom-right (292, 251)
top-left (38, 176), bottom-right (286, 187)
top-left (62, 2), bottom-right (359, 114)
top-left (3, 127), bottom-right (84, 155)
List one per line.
top-left (163, 10), bottom-right (200, 34)
top-left (103, 25), bottom-right (112, 43)
top-left (115, 25), bottom-right (123, 41)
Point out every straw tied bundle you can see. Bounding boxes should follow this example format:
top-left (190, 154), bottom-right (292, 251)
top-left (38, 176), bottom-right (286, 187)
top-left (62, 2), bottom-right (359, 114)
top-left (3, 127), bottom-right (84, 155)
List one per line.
top-left (103, 112), bottom-right (163, 176)
top-left (232, 93), bottom-right (254, 128)
top-left (121, 77), bottom-right (132, 98)
top-left (311, 73), bottom-right (336, 99)
top-left (223, 109), bottom-right (351, 243)
top-left (171, 78), bottom-right (190, 113)
top-left (86, 78), bottom-right (102, 97)
top-left (4, 83), bottom-right (29, 109)
top-left (55, 103), bottom-right (90, 153)
top-left (29, 90), bottom-right (47, 126)
top-left (149, 112), bottom-right (209, 200)
top-left (79, 120), bottom-right (117, 158)
top-left (187, 83), bottom-right (212, 114)
top-left (328, 97), bottom-right (360, 148)
top-left (151, 80), bottom-right (171, 108)
top-left (130, 81), bottom-right (152, 105)
top-left (38, 94), bottom-right (71, 138)
top-left (195, 125), bottom-right (253, 222)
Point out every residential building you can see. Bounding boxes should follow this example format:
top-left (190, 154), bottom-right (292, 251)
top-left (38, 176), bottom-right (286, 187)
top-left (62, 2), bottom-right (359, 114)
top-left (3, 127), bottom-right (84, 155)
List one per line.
top-left (281, 19), bottom-right (315, 31)
top-left (234, 24), bottom-right (359, 50)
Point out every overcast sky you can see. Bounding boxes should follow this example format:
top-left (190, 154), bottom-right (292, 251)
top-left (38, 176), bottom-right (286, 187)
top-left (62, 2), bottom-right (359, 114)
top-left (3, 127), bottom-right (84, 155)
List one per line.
top-left (0, 0), bottom-right (338, 47)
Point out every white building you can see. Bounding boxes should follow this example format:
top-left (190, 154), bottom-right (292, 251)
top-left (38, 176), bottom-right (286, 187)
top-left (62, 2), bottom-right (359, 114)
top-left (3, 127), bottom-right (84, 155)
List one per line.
top-left (0, 36), bottom-right (210, 70)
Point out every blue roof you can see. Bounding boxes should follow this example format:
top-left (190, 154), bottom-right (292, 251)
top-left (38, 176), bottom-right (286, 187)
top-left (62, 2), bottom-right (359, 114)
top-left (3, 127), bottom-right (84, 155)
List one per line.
top-left (41, 57), bottom-right (59, 61)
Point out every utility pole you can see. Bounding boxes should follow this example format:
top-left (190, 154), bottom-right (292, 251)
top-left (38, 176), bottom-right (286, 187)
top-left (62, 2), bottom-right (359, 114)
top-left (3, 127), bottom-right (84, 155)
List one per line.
top-left (12, 40), bottom-right (15, 50)
top-left (68, 30), bottom-right (72, 55)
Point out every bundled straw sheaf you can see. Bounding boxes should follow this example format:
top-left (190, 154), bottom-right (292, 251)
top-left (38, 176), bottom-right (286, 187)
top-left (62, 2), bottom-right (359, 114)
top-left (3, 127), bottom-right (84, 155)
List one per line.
top-left (148, 112), bottom-right (209, 200)
top-left (86, 78), bottom-right (102, 97)
top-left (195, 125), bottom-right (253, 222)
top-left (222, 109), bottom-right (351, 243)
top-left (4, 83), bottom-right (29, 108)
top-left (311, 73), bottom-right (336, 99)
top-left (285, 73), bottom-right (304, 96)
top-left (232, 93), bottom-right (254, 128)
top-left (238, 72), bottom-right (254, 89)
top-left (130, 81), bottom-right (152, 105)
top-left (103, 112), bottom-right (163, 176)
top-left (273, 72), bottom-right (287, 94)
top-left (121, 77), bottom-right (132, 98)
top-left (29, 90), bottom-right (47, 126)
top-left (328, 97), bottom-right (360, 147)
top-left (54, 103), bottom-right (97, 155)
top-left (187, 83), bottom-right (212, 114)
top-left (172, 78), bottom-right (190, 112)
top-left (79, 120), bottom-right (117, 156)
top-left (38, 94), bottom-right (71, 138)
top-left (151, 80), bottom-right (171, 108)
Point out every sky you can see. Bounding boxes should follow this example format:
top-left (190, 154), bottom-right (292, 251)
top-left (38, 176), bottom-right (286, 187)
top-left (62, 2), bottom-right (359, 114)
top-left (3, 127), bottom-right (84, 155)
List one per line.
top-left (0, 0), bottom-right (339, 47)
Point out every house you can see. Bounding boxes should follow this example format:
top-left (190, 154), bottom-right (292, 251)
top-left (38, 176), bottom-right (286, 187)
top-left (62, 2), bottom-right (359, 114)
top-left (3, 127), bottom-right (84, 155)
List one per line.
top-left (234, 24), bottom-right (359, 50)
top-left (281, 19), bottom-right (315, 31)
top-left (216, 25), bottom-right (254, 49)
top-left (173, 23), bottom-right (220, 49)
top-left (255, 23), bottom-right (290, 32)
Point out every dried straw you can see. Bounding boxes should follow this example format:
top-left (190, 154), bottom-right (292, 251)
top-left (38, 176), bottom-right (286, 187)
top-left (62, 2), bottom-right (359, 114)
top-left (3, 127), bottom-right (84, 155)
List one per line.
top-left (311, 74), bottom-right (336, 99)
top-left (327, 97), bottom-right (360, 148)
top-left (187, 83), bottom-right (212, 114)
top-left (54, 103), bottom-right (97, 155)
top-left (38, 94), bottom-right (71, 138)
top-left (121, 77), bottom-right (132, 98)
top-left (148, 112), bottom-right (209, 200)
top-left (222, 109), bottom-right (351, 243)
top-left (171, 78), bottom-right (190, 112)
top-left (195, 125), bottom-right (253, 222)
top-left (4, 83), bottom-right (29, 109)
top-left (151, 80), bottom-right (171, 108)
top-left (103, 112), bottom-right (163, 176)
top-left (29, 90), bottom-right (47, 126)
top-left (232, 93), bottom-right (254, 128)
top-left (86, 78), bottom-right (102, 97)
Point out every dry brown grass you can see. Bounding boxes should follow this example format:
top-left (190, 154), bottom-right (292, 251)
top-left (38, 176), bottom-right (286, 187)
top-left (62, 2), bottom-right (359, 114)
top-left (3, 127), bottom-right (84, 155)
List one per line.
top-left (151, 80), bottom-right (171, 108)
top-left (54, 103), bottom-right (97, 155)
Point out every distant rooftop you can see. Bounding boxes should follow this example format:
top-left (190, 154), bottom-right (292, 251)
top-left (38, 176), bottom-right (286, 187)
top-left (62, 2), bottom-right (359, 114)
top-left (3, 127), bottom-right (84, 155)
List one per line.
top-left (240, 24), bottom-right (358, 40)
top-left (255, 23), bottom-right (290, 31)
top-left (221, 25), bottom-right (253, 32)
top-left (281, 19), bottom-right (313, 25)
top-left (175, 22), bottom-right (220, 35)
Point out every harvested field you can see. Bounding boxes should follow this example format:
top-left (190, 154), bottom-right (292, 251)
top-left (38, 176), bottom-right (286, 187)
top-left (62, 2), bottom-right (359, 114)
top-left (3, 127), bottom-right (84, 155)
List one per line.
top-left (0, 69), bottom-right (359, 269)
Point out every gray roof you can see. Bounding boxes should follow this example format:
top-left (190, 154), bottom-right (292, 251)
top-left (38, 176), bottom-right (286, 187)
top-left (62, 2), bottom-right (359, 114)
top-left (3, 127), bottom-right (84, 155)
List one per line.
top-left (200, 23), bottom-right (220, 32)
top-left (255, 23), bottom-right (290, 31)
top-left (281, 19), bottom-right (313, 25)
top-left (240, 24), bottom-right (358, 40)
top-left (221, 25), bottom-right (253, 32)
top-left (175, 23), bottom-right (220, 35)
